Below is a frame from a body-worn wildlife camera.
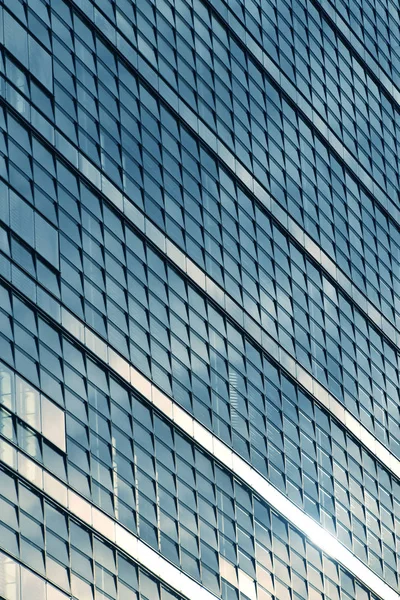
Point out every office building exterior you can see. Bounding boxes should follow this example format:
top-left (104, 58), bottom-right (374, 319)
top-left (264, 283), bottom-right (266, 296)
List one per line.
top-left (0, 0), bottom-right (399, 599)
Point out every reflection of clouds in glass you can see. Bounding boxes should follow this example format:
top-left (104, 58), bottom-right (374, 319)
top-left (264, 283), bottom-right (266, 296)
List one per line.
top-left (41, 395), bottom-right (66, 452)
top-left (4, 12), bottom-right (52, 91)
top-left (16, 377), bottom-right (40, 430)
top-left (171, 354), bottom-right (190, 388)
top-left (0, 363), bottom-right (14, 411)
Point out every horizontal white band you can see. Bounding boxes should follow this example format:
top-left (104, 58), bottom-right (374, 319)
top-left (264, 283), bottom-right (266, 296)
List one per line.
top-left (0, 439), bottom-right (217, 600)
top-left (3, 128), bottom-right (397, 482)
top-left (3, 190), bottom-right (398, 482)
top-left (0, 372), bottom-right (398, 600)
top-left (4, 10), bottom-right (399, 478)
top-left (3, 221), bottom-right (400, 599)
top-left (63, 271), bottom-right (400, 483)
top-left (125, 204), bottom-right (400, 480)
top-left (3, 252), bottom-right (400, 596)
top-left (61, 308), bottom-right (400, 599)
top-left (3, 1), bottom-right (398, 479)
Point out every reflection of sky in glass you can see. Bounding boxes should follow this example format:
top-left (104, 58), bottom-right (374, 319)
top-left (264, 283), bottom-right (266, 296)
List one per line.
top-left (2, 271), bottom-right (397, 599)
top-left (1, 2), bottom-right (399, 598)
top-left (2, 353), bottom-right (399, 600)
top-left (44, 306), bottom-right (400, 599)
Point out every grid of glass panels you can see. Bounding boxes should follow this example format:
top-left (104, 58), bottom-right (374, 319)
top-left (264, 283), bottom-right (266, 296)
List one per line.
top-left (1, 61), bottom-right (399, 462)
top-left (211, 0), bottom-right (400, 192)
top-left (0, 476), bottom-right (186, 600)
top-left (0, 550), bottom-right (67, 600)
top-left (58, 0), bottom-right (400, 210)
top-left (0, 361), bottom-right (66, 451)
top-left (2, 0), bottom-right (400, 336)
top-left (324, 0), bottom-right (400, 83)
top-left (0, 446), bottom-right (386, 600)
top-left (71, 0), bottom-right (400, 324)
top-left (1, 0), bottom-right (399, 597)
top-left (0, 278), bottom-right (399, 589)
top-left (3, 0), bottom-right (400, 418)
top-left (0, 85), bottom-right (400, 596)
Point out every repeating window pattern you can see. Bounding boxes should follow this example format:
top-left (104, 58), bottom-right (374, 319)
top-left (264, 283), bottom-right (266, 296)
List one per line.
top-left (0, 0), bottom-right (399, 598)
top-left (323, 0), bottom-right (400, 84)
top-left (214, 0), bottom-right (400, 194)
top-left (1, 63), bottom-right (399, 461)
top-left (78, 0), bottom-right (400, 323)
top-left (2, 0), bottom-right (400, 336)
top-left (0, 280), bottom-right (399, 589)
top-left (67, 0), bottom-right (400, 210)
top-left (0, 550), bottom-right (69, 600)
top-left (0, 361), bottom-right (66, 451)
top-left (0, 452), bottom-right (386, 600)
top-left (0, 476), bottom-right (186, 600)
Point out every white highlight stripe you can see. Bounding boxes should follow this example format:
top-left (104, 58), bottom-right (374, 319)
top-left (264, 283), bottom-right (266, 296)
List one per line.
top-left (61, 310), bottom-right (400, 599)
top-left (3, 166), bottom-right (400, 482)
top-left (3, 163), bottom-right (398, 484)
top-left (3, 5), bottom-right (399, 481)
top-left (3, 215), bottom-right (400, 485)
top-left (64, 290), bottom-right (400, 483)
top-left (0, 380), bottom-right (398, 600)
top-left (0, 439), bottom-right (218, 600)
top-left (130, 203), bottom-right (400, 474)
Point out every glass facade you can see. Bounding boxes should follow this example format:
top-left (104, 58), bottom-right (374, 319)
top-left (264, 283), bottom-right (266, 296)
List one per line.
top-left (0, 1), bottom-right (399, 600)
